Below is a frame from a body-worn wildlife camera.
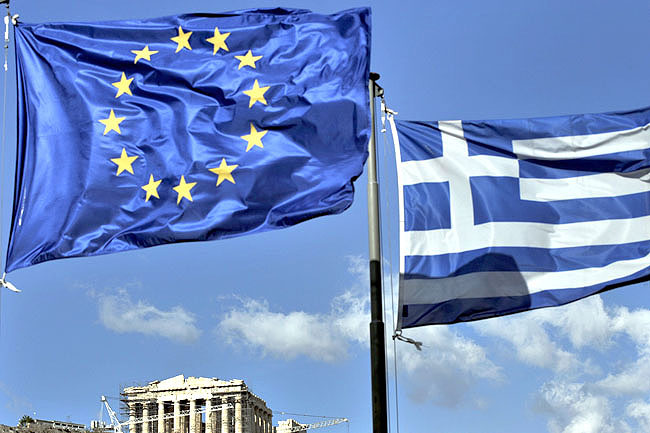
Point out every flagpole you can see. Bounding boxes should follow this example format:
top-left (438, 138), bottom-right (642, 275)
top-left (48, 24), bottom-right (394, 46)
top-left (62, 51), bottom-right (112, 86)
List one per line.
top-left (367, 72), bottom-right (388, 433)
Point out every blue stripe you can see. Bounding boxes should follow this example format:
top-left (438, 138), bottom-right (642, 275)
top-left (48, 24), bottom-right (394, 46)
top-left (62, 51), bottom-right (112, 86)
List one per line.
top-left (395, 120), bottom-right (443, 162)
top-left (462, 106), bottom-right (650, 157)
top-left (471, 176), bottom-right (650, 224)
top-left (404, 241), bottom-right (650, 278)
top-left (519, 149), bottom-right (650, 179)
top-left (404, 182), bottom-right (450, 230)
top-left (400, 266), bottom-right (650, 327)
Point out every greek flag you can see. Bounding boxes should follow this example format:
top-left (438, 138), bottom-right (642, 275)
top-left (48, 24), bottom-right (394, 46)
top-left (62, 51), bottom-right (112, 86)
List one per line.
top-left (390, 107), bottom-right (650, 327)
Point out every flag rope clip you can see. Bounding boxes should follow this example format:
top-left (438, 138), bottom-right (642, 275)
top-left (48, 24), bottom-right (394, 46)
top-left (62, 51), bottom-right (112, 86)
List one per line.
top-left (380, 98), bottom-right (397, 133)
top-left (392, 330), bottom-right (422, 351)
top-left (0, 272), bottom-right (20, 292)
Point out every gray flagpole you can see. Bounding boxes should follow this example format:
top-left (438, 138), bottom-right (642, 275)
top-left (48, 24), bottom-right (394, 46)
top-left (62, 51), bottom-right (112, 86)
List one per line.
top-left (367, 72), bottom-right (388, 433)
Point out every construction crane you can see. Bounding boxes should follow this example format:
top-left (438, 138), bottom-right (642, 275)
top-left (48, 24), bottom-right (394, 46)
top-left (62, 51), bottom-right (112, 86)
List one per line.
top-left (101, 396), bottom-right (124, 433)
top-left (282, 418), bottom-right (349, 433)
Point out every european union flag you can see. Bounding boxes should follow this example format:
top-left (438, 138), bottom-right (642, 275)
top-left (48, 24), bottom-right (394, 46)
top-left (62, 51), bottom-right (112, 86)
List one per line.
top-left (7, 8), bottom-right (371, 272)
top-left (390, 107), bottom-right (650, 327)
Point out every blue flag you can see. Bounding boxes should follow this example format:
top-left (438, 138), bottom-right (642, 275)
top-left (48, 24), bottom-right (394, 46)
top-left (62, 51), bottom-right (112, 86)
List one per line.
top-left (390, 107), bottom-right (650, 327)
top-left (7, 8), bottom-right (370, 272)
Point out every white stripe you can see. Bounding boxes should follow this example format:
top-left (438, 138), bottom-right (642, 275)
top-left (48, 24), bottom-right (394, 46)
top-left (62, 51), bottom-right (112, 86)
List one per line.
top-left (520, 168), bottom-right (650, 201)
top-left (402, 250), bottom-right (650, 304)
top-left (400, 154), bottom-right (519, 185)
top-left (512, 123), bottom-right (650, 160)
top-left (404, 215), bottom-right (650, 256)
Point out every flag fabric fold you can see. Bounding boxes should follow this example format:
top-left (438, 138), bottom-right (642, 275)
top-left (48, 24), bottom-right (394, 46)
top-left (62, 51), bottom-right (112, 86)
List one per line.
top-left (7, 8), bottom-right (371, 272)
top-left (391, 107), bottom-right (650, 327)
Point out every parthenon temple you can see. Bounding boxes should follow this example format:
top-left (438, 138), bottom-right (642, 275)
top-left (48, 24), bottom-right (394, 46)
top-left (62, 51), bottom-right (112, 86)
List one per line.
top-left (122, 375), bottom-right (275, 433)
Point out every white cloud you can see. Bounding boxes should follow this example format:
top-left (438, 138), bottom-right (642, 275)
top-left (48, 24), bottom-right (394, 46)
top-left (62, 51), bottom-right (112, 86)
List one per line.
top-left (96, 288), bottom-right (200, 343)
top-left (626, 400), bottom-right (650, 432)
top-left (612, 307), bottom-right (650, 353)
top-left (535, 381), bottom-right (629, 433)
top-left (396, 325), bottom-right (501, 407)
top-left (551, 296), bottom-right (613, 350)
top-left (477, 312), bottom-right (579, 372)
top-left (472, 293), bottom-right (650, 431)
top-left (217, 255), bottom-right (370, 363)
top-left (218, 298), bottom-right (352, 363)
top-left (592, 307), bottom-right (650, 396)
top-left (471, 296), bottom-right (630, 376)
top-left (595, 359), bottom-right (650, 396)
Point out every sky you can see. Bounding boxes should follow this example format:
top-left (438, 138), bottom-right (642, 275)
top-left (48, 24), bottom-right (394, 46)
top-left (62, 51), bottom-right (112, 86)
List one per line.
top-left (0, 1), bottom-right (649, 433)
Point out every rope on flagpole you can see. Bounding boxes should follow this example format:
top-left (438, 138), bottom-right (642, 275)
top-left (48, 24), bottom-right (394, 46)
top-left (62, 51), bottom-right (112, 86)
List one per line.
top-left (379, 96), bottom-right (403, 433)
top-left (0, 0), bottom-right (20, 293)
top-left (384, 110), bottom-right (421, 351)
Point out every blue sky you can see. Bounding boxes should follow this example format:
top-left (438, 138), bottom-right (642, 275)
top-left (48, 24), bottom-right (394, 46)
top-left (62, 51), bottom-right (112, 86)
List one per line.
top-left (1, 1), bottom-right (649, 433)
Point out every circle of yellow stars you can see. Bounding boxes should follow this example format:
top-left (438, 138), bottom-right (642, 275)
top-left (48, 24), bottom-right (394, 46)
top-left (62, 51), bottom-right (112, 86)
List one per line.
top-left (99, 25), bottom-right (271, 206)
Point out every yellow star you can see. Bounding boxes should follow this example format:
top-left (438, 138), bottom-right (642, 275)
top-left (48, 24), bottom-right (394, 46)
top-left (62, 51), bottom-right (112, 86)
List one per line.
top-left (131, 45), bottom-right (159, 64)
top-left (206, 27), bottom-right (230, 55)
top-left (173, 175), bottom-right (197, 204)
top-left (234, 50), bottom-right (262, 69)
top-left (243, 79), bottom-right (270, 108)
top-left (171, 26), bottom-right (192, 53)
top-left (141, 174), bottom-right (162, 201)
top-left (208, 158), bottom-right (238, 186)
top-left (112, 72), bottom-right (133, 98)
top-left (99, 109), bottom-right (125, 135)
top-left (240, 123), bottom-right (268, 152)
top-left (110, 148), bottom-right (138, 176)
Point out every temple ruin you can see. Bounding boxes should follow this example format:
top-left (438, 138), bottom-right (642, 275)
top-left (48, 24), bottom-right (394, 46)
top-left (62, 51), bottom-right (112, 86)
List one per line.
top-left (121, 375), bottom-right (274, 433)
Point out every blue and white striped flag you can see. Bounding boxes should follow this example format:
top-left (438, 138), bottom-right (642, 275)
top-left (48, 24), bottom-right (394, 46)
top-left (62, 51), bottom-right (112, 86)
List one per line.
top-left (390, 107), bottom-right (650, 327)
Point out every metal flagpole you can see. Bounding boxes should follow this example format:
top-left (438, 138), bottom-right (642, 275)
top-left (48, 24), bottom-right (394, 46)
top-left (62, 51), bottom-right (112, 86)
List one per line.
top-left (367, 72), bottom-right (388, 433)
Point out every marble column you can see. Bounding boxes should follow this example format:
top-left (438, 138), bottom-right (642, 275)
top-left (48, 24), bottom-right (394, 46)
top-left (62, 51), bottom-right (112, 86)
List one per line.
top-left (221, 397), bottom-right (230, 433)
top-left (158, 402), bottom-right (165, 433)
top-left (212, 400), bottom-right (220, 433)
top-left (173, 401), bottom-right (181, 433)
top-left (189, 400), bottom-right (197, 433)
top-left (142, 405), bottom-right (150, 433)
top-left (205, 399), bottom-right (212, 433)
top-left (196, 402), bottom-right (202, 433)
top-left (129, 404), bottom-right (137, 433)
top-left (234, 397), bottom-right (242, 433)
top-left (180, 404), bottom-right (189, 433)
